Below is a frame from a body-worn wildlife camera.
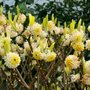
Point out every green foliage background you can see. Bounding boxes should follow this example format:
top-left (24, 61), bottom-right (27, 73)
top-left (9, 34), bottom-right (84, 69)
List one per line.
top-left (0, 0), bottom-right (90, 25)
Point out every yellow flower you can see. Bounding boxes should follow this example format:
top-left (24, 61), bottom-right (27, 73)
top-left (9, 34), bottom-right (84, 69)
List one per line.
top-left (65, 55), bottom-right (80, 70)
top-left (71, 30), bottom-right (84, 42)
top-left (46, 52), bottom-right (56, 62)
top-left (86, 40), bottom-right (90, 50)
top-left (4, 52), bottom-right (21, 68)
top-left (32, 23), bottom-right (42, 36)
top-left (33, 49), bottom-right (43, 60)
top-left (81, 74), bottom-right (90, 85)
top-left (47, 21), bottom-right (55, 31)
top-left (72, 42), bottom-right (84, 51)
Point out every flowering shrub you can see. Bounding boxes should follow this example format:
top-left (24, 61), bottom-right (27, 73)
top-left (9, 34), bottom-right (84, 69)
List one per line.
top-left (0, 6), bottom-right (90, 90)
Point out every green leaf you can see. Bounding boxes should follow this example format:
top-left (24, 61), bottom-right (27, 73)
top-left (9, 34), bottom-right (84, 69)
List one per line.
top-left (65, 67), bottom-right (70, 75)
top-left (3, 37), bottom-right (11, 55)
top-left (77, 19), bottom-right (82, 30)
top-left (58, 21), bottom-right (60, 27)
top-left (54, 18), bottom-right (57, 24)
top-left (41, 86), bottom-right (45, 90)
top-left (70, 20), bottom-right (76, 32)
top-left (57, 86), bottom-right (61, 90)
top-left (16, 6), bottom-right (20, 16)
top-left (0, 61), bottom-right (2, 66)
top-left (0, 5), bottom-right (3, 15)
top-left (8, 11), bottom-right (12, 23)
top-left (51, 83), bottom-right (55, 89)
top-left (82, 22), bottom-right (85, 31)
top-left (29, 14), bottom-right (35, 26)
top-left (59, 35), bottom-right (64, 43)
top-left (49, 42), bottom-right (55, 51)
top-left (64, 22), bottom-right (67, 28)
top-left (52, 14), bottom-right (54, 22)
top-left (42, 14), bottom-right (48, 30)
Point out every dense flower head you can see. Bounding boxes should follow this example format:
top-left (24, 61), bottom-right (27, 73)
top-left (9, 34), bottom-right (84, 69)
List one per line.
top-left (47, 21), bottom-right (55, 31)
top-left (71, 30), bottom-right (84, 42)
top-left (33, 48), bottom-right (43, 60)
top-left (32, 23), bottom-right (42, 36)
top-left (45, 51), bottom-right (56, 62)
top-left (65, 55), bottom-right (80, 70)
top-left (4, 52), bottom-right (21, 68)
top-left (72, 42), bottom-right (84, 51)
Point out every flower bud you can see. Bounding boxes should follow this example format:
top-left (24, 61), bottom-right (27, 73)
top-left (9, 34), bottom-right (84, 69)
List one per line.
top-left (71, 74), bottom-right (80, 82)
top-left (0, 15), bottom-right (6, 25)
top-left (16, 36), bottom-right (24, 44)
top-left (86, 40), bottom-right (90, 50)
top-left (18, 14), bottom-right (26, 23)
top-left (16, 23), bottom-right (23, 33)
top-left (88, 26), bottom-right (90, 32)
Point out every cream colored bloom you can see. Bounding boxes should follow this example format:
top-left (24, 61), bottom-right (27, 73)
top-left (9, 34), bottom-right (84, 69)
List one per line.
top-left (16, 23), bottom-right (23, 33)
top-left (65, 55), bottom-right (80, 69)
top-left (47, 21), bottom-right (55, 31)
top-left (10, 31), bottom-right (18, 38)
top-left (72, 42), bottom-right (84, 51)
top-left (54, 27), bottom-right (61, 35)
top-left (85, 60), bottom-right (90, 74)
top-left (81, 74), bottom-right (90, 85)
top-left (71, 74), bottom-right (80, 82)
top-left (23, 29), bottom-right (31, 38)
top-left (24, 42), bottom-right (31, 52)
top-left (16, 36), bottom-right (24, 44)
top-left (32, 23), bottom-right (42, 36)
top-left (64, 27), bottom-right (70, 34)
top-left (63, 34), bottom-right (71, 46)
top-left (33, 49), bottom-right (43, 60)
top-left (0, 15), bottom-right (6, 25)
top-left (4, 52), bottom-right (21, 68)
top-left (18, 14), bottom-right (26, 23)
top-left (71, 30), bottom-right (84, 42)
top-left (86, 40), bottom-right (90, 50)
top-left (45, 52), bottom-right (56, 62)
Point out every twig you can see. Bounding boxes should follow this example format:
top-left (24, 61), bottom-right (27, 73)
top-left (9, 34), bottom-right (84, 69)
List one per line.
top-left (45, 62), bottom-right (55, 79)
top-left (15, 68), bottom-right (30, 89)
